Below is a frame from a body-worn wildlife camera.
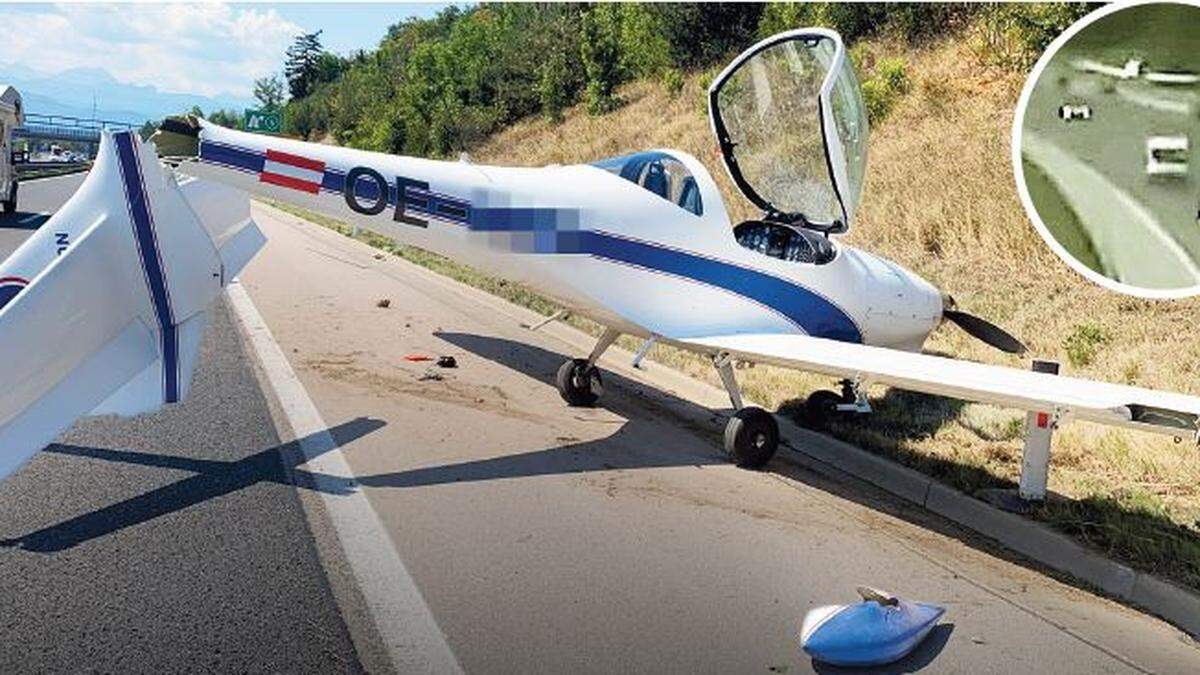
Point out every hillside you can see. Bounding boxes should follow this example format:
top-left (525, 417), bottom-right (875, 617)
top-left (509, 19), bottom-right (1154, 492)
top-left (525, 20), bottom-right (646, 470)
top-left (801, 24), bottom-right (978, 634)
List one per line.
top-left (469, 33), bottom-right (1200, 586)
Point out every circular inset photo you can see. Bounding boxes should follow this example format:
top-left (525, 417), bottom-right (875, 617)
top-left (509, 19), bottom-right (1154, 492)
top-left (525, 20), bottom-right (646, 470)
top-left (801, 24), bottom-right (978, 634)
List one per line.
top-left (1014, 0), bottom-right (1200, 297)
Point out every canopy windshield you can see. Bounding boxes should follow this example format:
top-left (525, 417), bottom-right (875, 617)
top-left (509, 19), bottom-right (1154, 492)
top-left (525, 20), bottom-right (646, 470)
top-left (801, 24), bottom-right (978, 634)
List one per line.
top-left (709, 31), bottom-right (868, 233)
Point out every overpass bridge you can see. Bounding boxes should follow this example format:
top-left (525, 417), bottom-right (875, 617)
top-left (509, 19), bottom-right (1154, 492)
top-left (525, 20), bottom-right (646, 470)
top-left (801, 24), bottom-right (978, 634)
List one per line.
top-left (13, 113), bottom-right (140, 150)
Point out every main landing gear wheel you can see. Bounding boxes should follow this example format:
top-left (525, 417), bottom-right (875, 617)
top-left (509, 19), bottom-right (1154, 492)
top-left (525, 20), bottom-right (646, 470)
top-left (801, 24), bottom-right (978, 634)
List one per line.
top-left (802, 389), bottom-right (845, 430)
top-left (723, 407), bottom-right (779, 468)
top-left (556, 357), bottom-right (602, 406)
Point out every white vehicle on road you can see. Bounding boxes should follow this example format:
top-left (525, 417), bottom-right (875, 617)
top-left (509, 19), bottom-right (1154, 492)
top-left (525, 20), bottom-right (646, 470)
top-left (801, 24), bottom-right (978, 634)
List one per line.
top-left (1057, 103), bottom-right (1092, 121)
top-left (0, 84), bottom-right (22, 213)
top-left (1146, 135), bottom-right (1189, 177)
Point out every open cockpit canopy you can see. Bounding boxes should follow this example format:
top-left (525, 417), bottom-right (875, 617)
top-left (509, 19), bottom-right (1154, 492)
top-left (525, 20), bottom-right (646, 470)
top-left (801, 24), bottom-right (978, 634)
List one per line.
top-left (708, 29), bottom-right (868, 234)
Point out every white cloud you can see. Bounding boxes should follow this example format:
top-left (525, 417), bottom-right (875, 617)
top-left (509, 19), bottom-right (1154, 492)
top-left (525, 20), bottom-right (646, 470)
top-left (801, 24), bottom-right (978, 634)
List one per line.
top-left (0, 3), bottom-right (302, 98)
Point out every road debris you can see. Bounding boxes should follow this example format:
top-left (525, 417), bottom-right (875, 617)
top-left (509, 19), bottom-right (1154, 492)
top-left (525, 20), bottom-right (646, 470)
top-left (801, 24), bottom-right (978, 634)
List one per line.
top-left (404, 353), bottom-right (434, 362)
top-left (376, 298), bottom-right (391, 308)
top-left (418, 370), bottom-right (444, 382)
top-left (437, 355), bottom-right (457, 368)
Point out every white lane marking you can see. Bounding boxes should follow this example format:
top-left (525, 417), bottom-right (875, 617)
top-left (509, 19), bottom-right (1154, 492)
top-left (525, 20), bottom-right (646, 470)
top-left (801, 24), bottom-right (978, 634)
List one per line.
top-left (18, 212), bottom-right (50, 224)
top-left (1025, 131), bottom-right (1200, 285)
top-left (225, 280), bottom-right (463, 674)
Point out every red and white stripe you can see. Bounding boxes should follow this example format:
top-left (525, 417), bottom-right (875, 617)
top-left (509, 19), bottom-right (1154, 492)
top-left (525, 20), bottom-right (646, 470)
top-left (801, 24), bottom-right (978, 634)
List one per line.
top-left (259, 149), bottom-right (325, 194)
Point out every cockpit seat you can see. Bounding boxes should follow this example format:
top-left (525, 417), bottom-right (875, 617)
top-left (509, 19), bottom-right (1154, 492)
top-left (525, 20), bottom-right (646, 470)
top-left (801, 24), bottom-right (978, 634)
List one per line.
top-left (642, 161), bottom-right (669, 199)
top-left (734, 220), bottom-right (836, 265)
top-left (677, 177), bottom-right (700, 215)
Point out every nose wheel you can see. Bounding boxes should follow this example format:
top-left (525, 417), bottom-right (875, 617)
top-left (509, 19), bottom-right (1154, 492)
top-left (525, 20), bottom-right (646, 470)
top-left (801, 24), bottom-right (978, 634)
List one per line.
top-left (713, 351), bottom-right (779, 468)
top-left (724, 406), bottom-right (779, 468)
top-left (556, 358), bottom-right (603, 406)
top-left (556, 327), bottom-right (620, 407)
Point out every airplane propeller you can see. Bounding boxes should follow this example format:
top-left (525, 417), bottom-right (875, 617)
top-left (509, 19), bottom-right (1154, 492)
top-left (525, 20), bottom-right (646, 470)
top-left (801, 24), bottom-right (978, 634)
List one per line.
top-left (940, 294), bottom-right (1027, 355)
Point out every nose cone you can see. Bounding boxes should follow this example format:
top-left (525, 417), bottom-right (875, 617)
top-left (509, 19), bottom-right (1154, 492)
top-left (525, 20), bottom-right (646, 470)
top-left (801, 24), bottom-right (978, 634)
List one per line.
top-left (843, 248), bottom-right (941, 350)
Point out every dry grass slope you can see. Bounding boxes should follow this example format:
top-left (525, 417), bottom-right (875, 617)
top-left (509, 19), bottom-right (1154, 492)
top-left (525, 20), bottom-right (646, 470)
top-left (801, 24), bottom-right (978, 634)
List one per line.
top-left (468, 35), bottom-right (1200, 588)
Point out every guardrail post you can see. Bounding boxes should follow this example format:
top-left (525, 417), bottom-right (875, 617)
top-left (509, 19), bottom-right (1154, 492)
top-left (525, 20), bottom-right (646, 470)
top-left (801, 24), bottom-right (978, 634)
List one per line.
top-left (978, 359), bottom-right (1060, 513)
top-left (1018, 360), bottom-right (1059, 502)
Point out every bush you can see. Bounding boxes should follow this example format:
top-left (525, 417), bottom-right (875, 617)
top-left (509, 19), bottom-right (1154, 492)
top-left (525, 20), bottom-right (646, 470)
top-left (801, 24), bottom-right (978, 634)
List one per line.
top-left (580, 6), bottom-right (622, 115)
top-left (972, 3), bottom-right (1097, 71)
top-left (662, 68), bottom-right (684, 99)
top-left (859, 57), bottom-right (910, 124)
top-left (538, 50), bottom-right (572, 123)
top-left (1063, 323), bottom-right (1111, 367)
top-left (876, 57), bottom-right (910, 93)
top-left (651, 3), bottom-right (764, 68)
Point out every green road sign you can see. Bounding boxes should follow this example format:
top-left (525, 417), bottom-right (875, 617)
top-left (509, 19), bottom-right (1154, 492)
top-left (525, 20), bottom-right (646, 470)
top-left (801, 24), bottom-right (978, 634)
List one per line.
top-left (244, 108), bottom-right (281, 134)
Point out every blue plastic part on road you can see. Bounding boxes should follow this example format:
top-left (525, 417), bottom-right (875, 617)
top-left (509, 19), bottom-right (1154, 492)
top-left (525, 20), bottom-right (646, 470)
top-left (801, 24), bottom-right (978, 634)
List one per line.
top-left (800, 596), bottom-right (946, 667)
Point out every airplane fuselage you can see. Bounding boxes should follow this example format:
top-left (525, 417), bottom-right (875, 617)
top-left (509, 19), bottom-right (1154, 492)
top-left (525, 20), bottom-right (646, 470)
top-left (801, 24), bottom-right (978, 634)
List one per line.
top-left (185, 123), bottom-right (943, 353)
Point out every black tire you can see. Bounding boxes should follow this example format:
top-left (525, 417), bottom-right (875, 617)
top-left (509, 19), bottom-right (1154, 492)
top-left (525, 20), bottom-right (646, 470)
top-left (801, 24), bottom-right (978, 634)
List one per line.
top-left (802, 389), bottom-right (844, 430)
top-left (556, 358), bottom-right (601, 407)
top-left (723, 407), bottom-right (779, 468)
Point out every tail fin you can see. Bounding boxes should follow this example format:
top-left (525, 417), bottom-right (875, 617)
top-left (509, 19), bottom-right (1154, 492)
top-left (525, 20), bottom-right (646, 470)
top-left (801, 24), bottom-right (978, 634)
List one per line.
top-left (0, 130), bottom-right (264, 479)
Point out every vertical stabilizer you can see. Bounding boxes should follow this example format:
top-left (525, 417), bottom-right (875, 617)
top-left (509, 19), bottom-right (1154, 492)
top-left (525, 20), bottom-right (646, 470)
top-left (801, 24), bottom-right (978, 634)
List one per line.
top-left (0, 130), bottom-right (264, 479)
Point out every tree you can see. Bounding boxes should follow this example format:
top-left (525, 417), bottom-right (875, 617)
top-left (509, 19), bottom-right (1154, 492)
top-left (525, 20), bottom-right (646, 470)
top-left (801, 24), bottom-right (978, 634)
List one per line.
top-left (138, 120), bottom-right (157, 141)
top-left (253, 75), bottom-right (285, 111)
top-left (284, 30), bottom-right (326, 99)
top-left (207, 108), bottom-right (244, 130)
top-left (537, 49), bottom-right (571, 123)
top-left (579, 6), bottom-right (621, 115)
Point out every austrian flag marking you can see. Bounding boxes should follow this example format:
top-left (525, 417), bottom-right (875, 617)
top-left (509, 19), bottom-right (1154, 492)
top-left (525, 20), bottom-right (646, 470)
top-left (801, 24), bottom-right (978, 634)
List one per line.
top-left (260, 149), bottom-right (325, 194)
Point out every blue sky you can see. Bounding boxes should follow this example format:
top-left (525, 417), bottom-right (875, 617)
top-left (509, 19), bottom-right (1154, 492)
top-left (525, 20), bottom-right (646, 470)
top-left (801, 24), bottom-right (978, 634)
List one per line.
top-left (268, 3), bottom-right (455, 56)
top-left (0, 3), bottom-right (458, 104)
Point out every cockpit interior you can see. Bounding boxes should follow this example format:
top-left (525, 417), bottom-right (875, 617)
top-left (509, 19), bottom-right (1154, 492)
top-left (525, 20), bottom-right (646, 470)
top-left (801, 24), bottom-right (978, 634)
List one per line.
top-left (592, 151), bottom-right (703, 216)
top-left (733, 220), bottom-right (837, 265)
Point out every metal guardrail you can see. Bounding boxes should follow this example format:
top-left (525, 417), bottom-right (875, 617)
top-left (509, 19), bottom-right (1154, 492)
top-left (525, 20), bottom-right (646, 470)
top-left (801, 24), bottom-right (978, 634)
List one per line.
top-left (14, 161), bottom-right (91, 179)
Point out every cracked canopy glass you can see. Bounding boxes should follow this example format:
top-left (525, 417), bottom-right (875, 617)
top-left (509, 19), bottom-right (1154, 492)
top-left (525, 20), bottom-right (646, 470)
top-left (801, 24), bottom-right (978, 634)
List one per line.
top-left (715, 36), bottom-right (868, 227)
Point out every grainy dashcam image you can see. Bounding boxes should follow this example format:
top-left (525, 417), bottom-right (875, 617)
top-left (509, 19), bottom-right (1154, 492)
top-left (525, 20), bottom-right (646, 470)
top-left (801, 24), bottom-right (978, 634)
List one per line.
top-left (1020, 1), bottom-right (1200, 292)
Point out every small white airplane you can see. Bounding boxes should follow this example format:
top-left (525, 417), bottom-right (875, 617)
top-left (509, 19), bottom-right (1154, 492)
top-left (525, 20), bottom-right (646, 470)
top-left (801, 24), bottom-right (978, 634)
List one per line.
top-left (1073, 57), bottom-right (1200, 85)
top-left (0, 29), bottom-right (1198, 482)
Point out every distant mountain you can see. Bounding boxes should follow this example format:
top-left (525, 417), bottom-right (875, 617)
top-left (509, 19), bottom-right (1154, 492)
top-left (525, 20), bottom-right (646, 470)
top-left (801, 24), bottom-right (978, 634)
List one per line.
top-left (0, 65), bottom-right (256, 125)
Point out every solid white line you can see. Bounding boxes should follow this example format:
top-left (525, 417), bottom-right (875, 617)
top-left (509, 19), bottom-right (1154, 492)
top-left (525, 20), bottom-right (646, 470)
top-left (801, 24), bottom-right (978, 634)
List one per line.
top-left (1025, 131), bottom-right (1200, 286)
top-left (225, 280), bottom-right (462, 674)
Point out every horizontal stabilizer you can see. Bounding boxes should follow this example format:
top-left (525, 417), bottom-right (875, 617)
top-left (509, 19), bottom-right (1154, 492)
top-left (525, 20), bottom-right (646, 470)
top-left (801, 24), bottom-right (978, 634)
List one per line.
top-left (0, 130), bottom-right (264, 481)
top-left (680, 333), bottom-right (1200, 438)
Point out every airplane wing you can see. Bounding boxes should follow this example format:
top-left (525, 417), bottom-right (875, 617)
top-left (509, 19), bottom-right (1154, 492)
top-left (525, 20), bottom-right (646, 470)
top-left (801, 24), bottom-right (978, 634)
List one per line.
top-left (677, 333), bottom-right (1200, 438)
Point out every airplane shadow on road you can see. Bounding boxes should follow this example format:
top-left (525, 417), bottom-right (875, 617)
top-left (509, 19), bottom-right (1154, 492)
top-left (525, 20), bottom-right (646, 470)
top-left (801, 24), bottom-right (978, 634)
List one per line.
top-left (0, 210), bottom-right (51, 230)
top-left (354, 331), bottom-right (730, 491)
top-left (0, 417), bottom-right (386, 553)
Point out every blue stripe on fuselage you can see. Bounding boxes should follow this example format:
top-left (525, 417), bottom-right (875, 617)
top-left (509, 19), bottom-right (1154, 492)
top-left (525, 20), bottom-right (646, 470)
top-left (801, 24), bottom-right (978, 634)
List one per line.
top-left (198, 140), bottom-right (861, 342)
top-left (555, 230), bottom-right (862, 342)
top-left (198, 139), bottom-right (264, 174)
top-left (115, 132), bottom-right (179, 402)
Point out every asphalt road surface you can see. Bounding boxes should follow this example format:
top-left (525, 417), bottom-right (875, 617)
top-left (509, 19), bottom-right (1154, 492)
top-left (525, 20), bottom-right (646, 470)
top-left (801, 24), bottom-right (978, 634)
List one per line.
top-left (1, 173), bottom-right (1198, 672)
top-left (240, 203), bottom-right (1199, 673)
